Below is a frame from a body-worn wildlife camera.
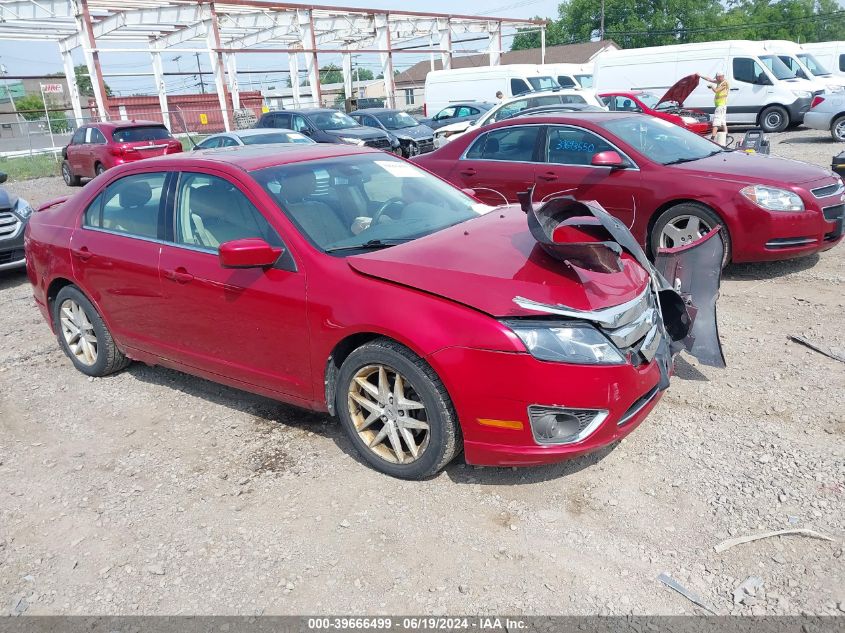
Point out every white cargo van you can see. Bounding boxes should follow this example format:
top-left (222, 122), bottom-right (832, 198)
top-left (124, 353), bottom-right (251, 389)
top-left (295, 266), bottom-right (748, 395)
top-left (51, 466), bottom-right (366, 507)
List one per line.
top-left (593, 40), bottom-right (822, 131)
top-left (761, 40), bottom-right (845, 93)
top-left (424, 65), bottom-right (559, 117)
top-left (541, 63), bottom-right (594, 89)
top-left (800, 42), bottom-right (845, 78)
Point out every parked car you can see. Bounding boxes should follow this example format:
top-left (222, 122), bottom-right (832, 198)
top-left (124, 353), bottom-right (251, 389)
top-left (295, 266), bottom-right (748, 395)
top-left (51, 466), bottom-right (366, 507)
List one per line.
top-left (0, 172), bottom-right (33, 271)
top-left (413, 113), bottom-right (844, 263)
top-left (193, 128), bottom-right (314, 149)
top-left (61, 120), bottom-right (183, 186)
top-left (350, 108), bottom-right (435, 157)
top-left (425, 65), bottom-right (559, 115)
top-left (594, 40), bottom-right (823, 132)
top-left (255, 108), bottom-right (396, 151)
top-left (433, 89), bottom-right (606, 147)
top-left (24, 144), bottom-right (707, 479)
top-left (600, 76), bottom-right (711, 135)
top-left (804, 93), bottom-right (845, 141)
top-left (418, 102), bottom-right (493, 131)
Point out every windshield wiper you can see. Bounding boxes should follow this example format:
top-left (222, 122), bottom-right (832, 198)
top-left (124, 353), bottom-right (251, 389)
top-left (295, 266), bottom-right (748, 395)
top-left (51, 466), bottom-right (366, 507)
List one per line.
top-left (664, 150), bottom-right (721, 166)
top-left (324, 238), bottom-right (411, 253)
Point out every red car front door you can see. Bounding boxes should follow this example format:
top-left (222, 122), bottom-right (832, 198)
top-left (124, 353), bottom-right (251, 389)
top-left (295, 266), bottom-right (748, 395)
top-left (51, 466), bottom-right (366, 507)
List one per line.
top-left (532, 124), bottom-right (642, 230)
top-left (69, 171), bottom-right (171, 353)
top-left (447, 124), bottom-right (541, 206)
top-left (157, 169), bottom-right (311, 401)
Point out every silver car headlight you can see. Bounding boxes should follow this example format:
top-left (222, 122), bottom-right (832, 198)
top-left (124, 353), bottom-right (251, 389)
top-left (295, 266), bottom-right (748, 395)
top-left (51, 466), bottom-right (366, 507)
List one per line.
top-left (740, 185), bottom-right (805, 212)
top-left (15, 198), bottom-right (33, 219)
top-left (505, 321), bottom-right (626, 365)
top-left (792, 90), bottom-right (812, 99)
top-left (340, 137), bottom-right (365, 146)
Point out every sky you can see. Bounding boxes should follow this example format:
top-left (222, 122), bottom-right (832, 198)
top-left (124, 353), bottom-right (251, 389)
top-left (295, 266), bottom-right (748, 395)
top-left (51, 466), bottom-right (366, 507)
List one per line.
top-left (0, 0), bottom-right (562, 96)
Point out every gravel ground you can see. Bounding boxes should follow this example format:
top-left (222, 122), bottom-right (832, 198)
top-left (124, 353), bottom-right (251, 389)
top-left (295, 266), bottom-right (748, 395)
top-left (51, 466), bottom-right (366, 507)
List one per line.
top-left (1, 128), bottom-right (843, 616)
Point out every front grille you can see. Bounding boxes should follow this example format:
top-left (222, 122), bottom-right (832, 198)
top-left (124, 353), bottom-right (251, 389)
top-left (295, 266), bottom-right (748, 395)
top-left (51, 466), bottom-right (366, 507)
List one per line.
top-left (811, 183), bottom-right (844, 198)
top-left (364, 138), bottom-right (390, 149)
top-left (598, 289), bottom-right (659, 364)
top-left (822, 203), bottom-right (845, 222)
top-left (417, 138), bottom-right (435, 153)
top-left (0, 211), bottom-right (21, 240)
top-left (0, 248), bottom-right (24, 265)
top-left (765, 237), bottom-right (816, 249)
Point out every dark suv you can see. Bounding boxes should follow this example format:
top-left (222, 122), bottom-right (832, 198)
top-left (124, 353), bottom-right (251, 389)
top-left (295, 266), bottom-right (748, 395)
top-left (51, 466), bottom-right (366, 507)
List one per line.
top-left (0, 172), bottom-right (33, 271)
top-left (255, 108), bottom-right (396, 151)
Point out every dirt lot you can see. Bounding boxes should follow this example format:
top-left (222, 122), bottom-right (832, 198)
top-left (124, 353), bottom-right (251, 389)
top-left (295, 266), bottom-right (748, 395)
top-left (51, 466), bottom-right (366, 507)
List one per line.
top-left (1, 128), bottom-right (843, 616)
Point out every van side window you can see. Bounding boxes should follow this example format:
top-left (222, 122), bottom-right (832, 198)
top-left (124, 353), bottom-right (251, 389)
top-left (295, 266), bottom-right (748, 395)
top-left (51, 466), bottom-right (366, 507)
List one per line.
top-left (510, 78), bottom-right (531, 96)
top-left (557, 75), bottom-right (577, 88)
top-left (733, 57), bottom-right (766, 84)
top-left (465, 126), bottom-right (540, 162)
top-left (840, 54), bottom-right (845, 72)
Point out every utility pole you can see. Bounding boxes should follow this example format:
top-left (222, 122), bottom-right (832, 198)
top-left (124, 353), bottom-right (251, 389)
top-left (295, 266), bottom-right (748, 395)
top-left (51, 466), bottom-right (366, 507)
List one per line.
top-left (195, 52), bottom-right (206, 94)
top-left (600, 0), bottom-right (605, 41)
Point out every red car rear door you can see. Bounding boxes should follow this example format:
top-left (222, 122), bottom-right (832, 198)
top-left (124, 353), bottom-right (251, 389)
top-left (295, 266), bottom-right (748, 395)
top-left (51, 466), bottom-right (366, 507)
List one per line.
top-left (156, 169), bottom-right (311, 401)
top-left (66, 127), bottom-right (87, 176)
top-left (532, 124), bottom-right (641, 230)
top-left (447, 124), bottom-right (541, 206)
top-left (69, 171), bottom-right (171, 352)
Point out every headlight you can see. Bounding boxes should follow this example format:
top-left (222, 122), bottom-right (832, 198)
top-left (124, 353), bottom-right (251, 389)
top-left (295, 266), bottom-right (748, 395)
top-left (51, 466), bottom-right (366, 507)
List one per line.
top-left (15, 198), bottom-right (33, 219)
top-left (506, 321), bottom-right (626, 365)
top-left (740, 185), bottom-right (805, 212)
top-left (792, 90), bottom-right (812, 99)
top-left (681, 116), bottom-right (698, 125)
top-left (340, 137), bottom-right (365, 146)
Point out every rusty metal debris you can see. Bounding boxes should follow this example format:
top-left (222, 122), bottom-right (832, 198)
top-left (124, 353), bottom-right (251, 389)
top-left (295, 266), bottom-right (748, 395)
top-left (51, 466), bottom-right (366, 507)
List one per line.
top-left (714, 528), bottom-right (835, 554)
top-left (788, 335), bottom-right (845, 364)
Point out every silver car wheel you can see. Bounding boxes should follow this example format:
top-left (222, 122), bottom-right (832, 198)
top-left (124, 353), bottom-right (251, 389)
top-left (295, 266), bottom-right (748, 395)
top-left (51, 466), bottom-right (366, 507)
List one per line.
top-left (59, 299), bottom-right (98, 366)
top-left (659, 214), bottom-right (713, 249)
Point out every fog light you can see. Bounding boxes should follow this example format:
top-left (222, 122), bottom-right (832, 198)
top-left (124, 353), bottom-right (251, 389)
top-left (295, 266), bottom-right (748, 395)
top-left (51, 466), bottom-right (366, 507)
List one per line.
top-left (527, 405), bottom-right (608, 445)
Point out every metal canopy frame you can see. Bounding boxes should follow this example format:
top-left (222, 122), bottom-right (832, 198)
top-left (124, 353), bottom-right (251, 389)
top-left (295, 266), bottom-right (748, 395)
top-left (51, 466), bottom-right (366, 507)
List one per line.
top-left (0, 0), bottom-right (545, 130)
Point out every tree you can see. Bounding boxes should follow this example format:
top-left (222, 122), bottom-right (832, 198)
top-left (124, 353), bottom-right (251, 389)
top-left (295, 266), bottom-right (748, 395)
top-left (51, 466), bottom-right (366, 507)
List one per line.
top-left (13, 94), bottom-right (70, 133)
top-left (48, 64), bottom-right (113, 97)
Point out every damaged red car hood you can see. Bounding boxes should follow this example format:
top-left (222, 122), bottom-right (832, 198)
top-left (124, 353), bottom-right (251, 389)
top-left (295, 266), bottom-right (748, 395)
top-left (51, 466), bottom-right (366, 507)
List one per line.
top-left (347, 206), bottom-right (650, 318)
top-left (657, 74), bottom-right (700, 107)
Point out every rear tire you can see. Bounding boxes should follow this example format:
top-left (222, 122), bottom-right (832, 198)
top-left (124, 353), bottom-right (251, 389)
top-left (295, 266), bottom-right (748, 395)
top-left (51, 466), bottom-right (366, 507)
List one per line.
top-left (831, 115), bottom-right (845, 142)
top-left (335, 338), bottom-right (461, 480)
top-left (53, 286), bottom-right (130, 377)
top-left (94, 163), bottom-right (106, 176)
top-left (650, 202), bottom-right (731, 266)
top-left (61, 161), bottom-right (81, 187)
top-left (759, 105), bottom-right (789, 133)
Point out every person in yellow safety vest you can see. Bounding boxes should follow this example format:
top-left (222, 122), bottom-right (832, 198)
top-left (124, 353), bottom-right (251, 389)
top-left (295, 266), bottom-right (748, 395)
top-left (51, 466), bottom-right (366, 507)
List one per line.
top-left (701, 72), bottom-right (729, 142)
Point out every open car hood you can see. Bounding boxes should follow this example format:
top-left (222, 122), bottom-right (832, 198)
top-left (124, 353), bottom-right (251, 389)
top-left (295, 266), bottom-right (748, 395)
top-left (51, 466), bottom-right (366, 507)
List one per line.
top-left (657, 74), bottom-right (700, 107)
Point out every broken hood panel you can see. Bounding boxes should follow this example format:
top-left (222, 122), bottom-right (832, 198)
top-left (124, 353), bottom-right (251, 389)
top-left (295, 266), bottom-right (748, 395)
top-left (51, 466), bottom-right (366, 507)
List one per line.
top-left (657, 74), bottom-right (700, 107)
top-left (347, 206), bottom-right (650, 318)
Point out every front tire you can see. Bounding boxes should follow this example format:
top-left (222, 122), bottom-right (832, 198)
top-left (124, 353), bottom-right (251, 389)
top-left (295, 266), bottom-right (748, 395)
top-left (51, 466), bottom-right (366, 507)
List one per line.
top-left (94, 163), bottom-right (106, 176)
top-left (759, 105), bottom-right (789, 133)
top-left (650, 202), bottom-right (731, 265)
top-left (831, 115), bottom-right (845, 142)
top-left (53, 286), bottom-right (130, 377)
top-left (336, 339), bottom-right (461, 479)
top-left (61, 161), bottom-right (81, 187)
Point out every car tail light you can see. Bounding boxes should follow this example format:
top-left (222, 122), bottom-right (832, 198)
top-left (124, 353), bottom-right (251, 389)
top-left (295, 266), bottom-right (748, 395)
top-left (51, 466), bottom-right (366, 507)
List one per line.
top-left (811, 95), bottom-right (825, 109)
top-left (108, 144), bottom-right (140, 157)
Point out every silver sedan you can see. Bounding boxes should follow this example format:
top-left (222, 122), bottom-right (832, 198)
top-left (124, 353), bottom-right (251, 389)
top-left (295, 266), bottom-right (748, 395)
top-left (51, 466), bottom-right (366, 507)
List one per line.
top-left (193, 128), bottom-right (315, 149)
top-left (804, 93), bottom-right (845, 141)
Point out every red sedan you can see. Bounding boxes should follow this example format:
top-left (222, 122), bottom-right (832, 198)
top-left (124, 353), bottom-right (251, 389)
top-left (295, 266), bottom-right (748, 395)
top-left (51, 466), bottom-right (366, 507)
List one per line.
top-left (413, 112), bottom-right (844, 263)
top-left (600, 75), bottom-right (711, 135)
top-left (26, 145), bottom-right (695, 479)
top-left (61, 120), bottom-right (182, 186)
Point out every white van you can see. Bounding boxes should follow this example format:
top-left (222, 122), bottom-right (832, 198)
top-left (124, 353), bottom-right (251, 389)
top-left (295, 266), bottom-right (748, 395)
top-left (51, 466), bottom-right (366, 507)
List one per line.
top-left (800, 42), bottom-right (845, 79)
top-left (541, 63), bottom-right (594, 89)
top-left (424, 65), bottom-right (559, 116)
top-left (593, 40), bottom-right (822, 131)
top-left (761, 40), bottom-right (845, 93)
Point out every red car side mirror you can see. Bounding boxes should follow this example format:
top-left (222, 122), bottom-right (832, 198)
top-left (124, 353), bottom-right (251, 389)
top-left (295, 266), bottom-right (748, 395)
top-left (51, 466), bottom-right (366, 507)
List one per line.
top-left (591, 151), bottom-right (625, 169)
top-left (218, 238), bottom-right (283, 269)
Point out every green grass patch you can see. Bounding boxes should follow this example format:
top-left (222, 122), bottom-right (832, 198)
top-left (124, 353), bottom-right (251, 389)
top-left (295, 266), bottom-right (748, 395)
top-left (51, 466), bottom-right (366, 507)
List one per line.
top-left (0, 153), bottom-right (60, 182)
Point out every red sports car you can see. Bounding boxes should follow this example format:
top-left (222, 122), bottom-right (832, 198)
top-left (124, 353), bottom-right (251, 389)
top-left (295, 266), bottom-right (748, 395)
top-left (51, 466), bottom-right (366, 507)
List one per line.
top-left (25, 145), bottom-right (713, 479)
top-left (600, 75), bottom-right (711, 135)
top-left (61, 120), bottom-right (182, 186)
top-left (413, 112), bottom-right (844, 263)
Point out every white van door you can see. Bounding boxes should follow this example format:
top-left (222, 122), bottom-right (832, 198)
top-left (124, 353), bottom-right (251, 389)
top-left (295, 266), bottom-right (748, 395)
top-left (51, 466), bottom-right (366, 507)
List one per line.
top-left (729, 56), bottom-right (772, 124)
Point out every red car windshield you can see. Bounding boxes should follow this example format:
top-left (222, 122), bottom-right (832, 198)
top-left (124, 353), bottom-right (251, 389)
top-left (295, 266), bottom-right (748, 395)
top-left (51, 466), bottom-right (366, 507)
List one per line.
top-left (112, 125), bottom-right (173, 143)
top-left (598, 116), bottom-right (721, 165)
top-left (252, 154), bottom-right (489, 253)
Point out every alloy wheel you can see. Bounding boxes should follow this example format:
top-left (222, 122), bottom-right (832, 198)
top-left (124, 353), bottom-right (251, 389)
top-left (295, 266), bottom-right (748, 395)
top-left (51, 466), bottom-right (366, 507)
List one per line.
top-left (62, 163), bottom-right (72, 185)
top-left (659, 214), bottom-right (712, 250)
top-left (835, 119), bottom-right (845, 142)
top-left (59, 299), bottom-right (98, 366)
top-left (347, 364), bottom-right (430, 464)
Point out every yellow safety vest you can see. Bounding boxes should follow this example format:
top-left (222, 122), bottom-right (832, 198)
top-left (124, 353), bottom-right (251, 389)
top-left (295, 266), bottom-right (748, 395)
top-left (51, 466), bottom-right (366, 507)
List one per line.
top-left (714, 81), bottom-right (729, 107)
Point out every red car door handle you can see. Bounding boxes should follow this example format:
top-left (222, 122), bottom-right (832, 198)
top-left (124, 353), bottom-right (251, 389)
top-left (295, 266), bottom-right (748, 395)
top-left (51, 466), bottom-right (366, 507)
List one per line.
top-left (71, 247), bottom-right (92, 261)
top-left (164, 268), bottom-right (194, 284)
top-left (460, 168), bottom-right (477, 176)
top-left (538, 172), bottom-right (558, 182)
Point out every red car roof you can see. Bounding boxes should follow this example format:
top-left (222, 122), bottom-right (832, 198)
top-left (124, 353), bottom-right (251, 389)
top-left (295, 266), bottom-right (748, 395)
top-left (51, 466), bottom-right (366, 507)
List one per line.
top-left (93, 120), bottom-right (167, 129)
